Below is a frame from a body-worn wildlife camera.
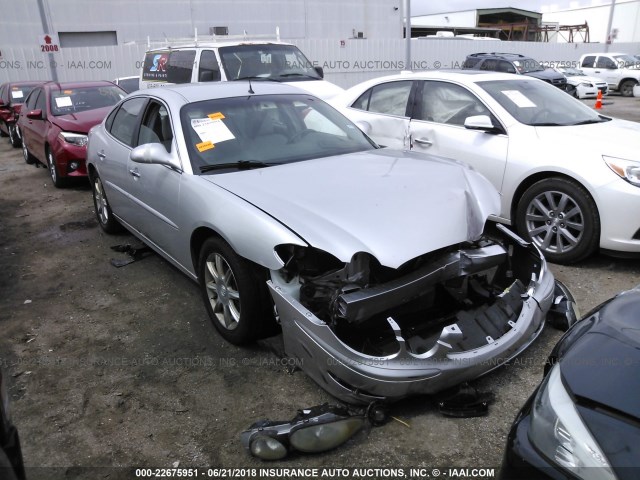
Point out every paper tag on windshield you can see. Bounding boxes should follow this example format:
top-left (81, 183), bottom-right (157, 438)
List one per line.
top-left (12, 90), bottom-right (24, 99)
top-left (191, 118), bottom-right (234, 144)
top-left (501, 90), bottom-right (536, 108)
top-left (55, 96), bottom-right (73, 108)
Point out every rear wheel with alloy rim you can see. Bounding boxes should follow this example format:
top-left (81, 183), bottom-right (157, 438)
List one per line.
top-left (198, 237), bottom-right (275, 345)
top-left (516, 177), bottom-right (599, 264)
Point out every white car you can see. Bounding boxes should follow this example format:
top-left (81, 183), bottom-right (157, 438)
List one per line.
top-left (553, 67), bottom-right (608, 99)
top-left (331, 71), bottom-right (640, 264)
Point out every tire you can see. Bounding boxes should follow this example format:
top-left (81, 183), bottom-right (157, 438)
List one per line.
top-left (515, 177), bottom-right (599, 264)
top-left (198, 237), bottom-right (275, 345)
top-left (619, 79), bottom-right (637, 97)
top-left (566, 85), bottom-right (578, 98)
top-left (47, 148), bottom-right (67, 188)
top-left (91, 172), bottom-right (122, 234)
top-left (21, 136), bottom-right (36, 165)
top-left (0, 120), bottom-right (8, 137)
top-left (8, 124), bottom-right (21, 148)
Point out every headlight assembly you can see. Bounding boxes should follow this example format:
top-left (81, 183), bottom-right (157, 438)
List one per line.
top-left (603, 156), bottom-right (640, 187)
top-left (58, 131), bottom-right (88, 147)
top-left (529, 364), bottom-right (617, 480)
top-left (241, 403), bottom-right (386, 460)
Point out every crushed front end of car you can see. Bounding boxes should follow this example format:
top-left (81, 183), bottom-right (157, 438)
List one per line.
top-left (269, 224), bottom-right (570, 405)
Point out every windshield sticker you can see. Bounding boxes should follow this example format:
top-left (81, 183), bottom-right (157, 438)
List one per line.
top-left (191, 118), bottom-right (235, 144)
top-left (196, 141), bottom-right (215, 152)
top-left (55, 96), bottom-right (73, 108)
top-left (207, 112), bottom-right (225, 120)
top-left (501, 90), bottom-right (537, 108)
top-left (11, 90), bottom-right (24, 99)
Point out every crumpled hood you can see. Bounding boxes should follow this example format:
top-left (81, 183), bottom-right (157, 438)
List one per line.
top-left (51, 106), bottom-right (113, 134)
top-left (205, 149), bottom-right (500, 269)
top-left (535, 118), bottom-right (640, 160)
top-left (526, 69), bottom-right (565, 81)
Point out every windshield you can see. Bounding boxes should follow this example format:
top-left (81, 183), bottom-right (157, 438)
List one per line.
top-left (10, 85), bottom-right (37, 103)
top-left (181, 94), bottom-right (376, 173)
top-left (613, 54), bottom-right (640, 68)
top-left (513, 58), bottom-right (544, 73)
top-left (478, 79), bottom-right (608, 126)
top-left (50, 86), bottom-right (125, 116)
top-left (219, 44), bottom-right (322, 82)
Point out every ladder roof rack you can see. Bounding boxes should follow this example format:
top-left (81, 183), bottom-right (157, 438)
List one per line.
top-left (146, 27), bottom-right (281, 49)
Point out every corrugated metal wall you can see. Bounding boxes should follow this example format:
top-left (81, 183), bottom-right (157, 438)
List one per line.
top-left (2, 39), bottom-right (640, 88)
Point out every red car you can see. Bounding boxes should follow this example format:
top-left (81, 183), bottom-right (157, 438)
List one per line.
top-left (0, 81), bottom-right (44, 148)
top-left (18, 81), bottom-right (126, 187)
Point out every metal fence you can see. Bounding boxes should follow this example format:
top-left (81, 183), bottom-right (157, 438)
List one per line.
top-left (1, 39), bottom-right (639, 88)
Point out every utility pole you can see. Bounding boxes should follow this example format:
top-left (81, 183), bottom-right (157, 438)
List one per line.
top-left (404, 0), bottom-right (411, 70)
top-left (604, 0), bottom-right (616, 52)
top-left (36, 0), bottom-right (58, 81)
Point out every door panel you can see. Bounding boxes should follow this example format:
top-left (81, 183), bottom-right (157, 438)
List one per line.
top-left (410, 80), bottom-right (509, 192)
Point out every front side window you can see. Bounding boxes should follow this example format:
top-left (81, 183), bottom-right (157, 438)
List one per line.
top-left (25, 89), bottom-right (41, 111)
top-left (180, 94), bottom-right (375, 173)
top-left (50, 86), bottom-right (125, 116)
top-left (139, 101), bottom-right (173, 152)
top-left (167, 50), bottom-right (196, 84)
top-left (417, 81), bottom-right (491, 126)
top-left (351, 81), bottom-right (412, 117)
top-left (198, 50), bottom-right (220, 82)
top-left (109, 97), bottom-right (147, 147)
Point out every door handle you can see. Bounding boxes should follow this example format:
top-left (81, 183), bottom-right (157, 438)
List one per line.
top-left (129, 168), bottom-right (141, 178)
top-left (97, 151), bottom-right (106, 160)
top-left (414, 137), bottom-right (433, 146)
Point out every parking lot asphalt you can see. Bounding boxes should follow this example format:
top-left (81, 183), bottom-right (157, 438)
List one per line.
top-left (0, 95), bottom-right (639, 478)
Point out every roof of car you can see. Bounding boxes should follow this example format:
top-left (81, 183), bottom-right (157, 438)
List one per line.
top-left (43, 80), bottom-right (120, 90)
top-left (2, 81), bottom-right (47, 88)
top-left (145, 40), bottom-right (294, 51)
top-left (468, 52), bottom-right (532, 60)
top-left (131, 81), bottom-right (309, 104)
top-left (357, 70), bottom-right (534, 84)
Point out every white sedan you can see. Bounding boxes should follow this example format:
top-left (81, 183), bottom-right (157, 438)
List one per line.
top-left (331, 71), bottom-right (640, 264)
top-left (553, 66), bottom-right (608, 99)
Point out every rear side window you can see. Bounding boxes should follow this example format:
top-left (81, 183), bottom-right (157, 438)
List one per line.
top-left (109, 97), bottom-right (146, 147)
top-left (198, 50), bottom-right (220, 82)
top-left (479, 59), bottom-right (498, 71)
top-left (463, 57), bottom-right (482, 68)
top-left (142, 51), bottom-right (169, 81)
top-left (581, 56), bottom-right (596, 68)
top-left (496, 61), bottom-right (516, 73)
top-left (167, 50), bottom-right (196, 84)
top-left (351, 81), bottom-right (412, 117)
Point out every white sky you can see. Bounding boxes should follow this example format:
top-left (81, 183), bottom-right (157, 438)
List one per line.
top-left (411, 0), bottom-right (617, 16)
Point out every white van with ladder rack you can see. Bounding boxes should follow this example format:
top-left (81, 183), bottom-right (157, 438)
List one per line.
top-left (140, 28), bottom-right (344, 99)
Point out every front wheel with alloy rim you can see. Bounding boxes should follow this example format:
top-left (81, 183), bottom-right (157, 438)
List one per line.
top-left (516, 177), bottom-right (600, 264)
top-left (198, 237), bottom-right (274, 345)
top-left (91, 173), bottom-right (122, 233)
top-left (21, 137), bottom-right (35, 164)
top-left (8, 124), bottom-right (21, 148)
top-left (47, 149), bottom-right (67, 188)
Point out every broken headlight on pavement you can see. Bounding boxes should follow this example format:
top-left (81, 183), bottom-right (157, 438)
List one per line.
top-left (241, 403), bottom-right (385, 460)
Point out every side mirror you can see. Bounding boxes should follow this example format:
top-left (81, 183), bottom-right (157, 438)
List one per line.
top-left (464, 115), bottom-right (501, 133)
top-left (26, 109), bottom-right (43, 120)
top-left (130, 143), bottom-right (181, 171)
top-left (354, 120), bottom-right (372, 135)
top-left (314, 66), bottom-right (324, 79)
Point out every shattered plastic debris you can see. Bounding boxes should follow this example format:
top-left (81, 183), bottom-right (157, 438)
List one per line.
top-left (109, 244), bottom-right (153, 267)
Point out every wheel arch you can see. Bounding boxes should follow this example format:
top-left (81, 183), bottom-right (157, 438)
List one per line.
top-left (617, 77), bottom-right (639, 89)
top-left (510, 171), bottom-right (601, 227)
top-left (191, 227), bottom-right (225, 275)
